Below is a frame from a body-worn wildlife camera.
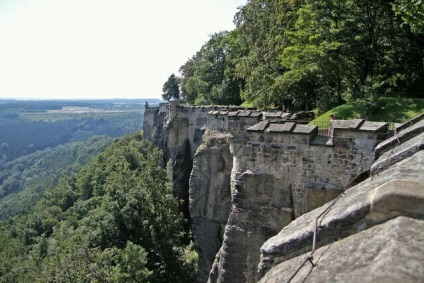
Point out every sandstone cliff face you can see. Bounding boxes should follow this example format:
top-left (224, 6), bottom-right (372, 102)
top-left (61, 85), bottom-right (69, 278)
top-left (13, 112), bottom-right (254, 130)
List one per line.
top-left (189, 130), bottom-right (233, 282)
top-left (258, 114), bottom-right (424, 282)
top-left (144, 103), bottom-right (396, 283)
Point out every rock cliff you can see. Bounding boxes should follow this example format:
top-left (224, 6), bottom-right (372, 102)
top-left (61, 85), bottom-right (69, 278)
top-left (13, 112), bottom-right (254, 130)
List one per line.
top-left (143, 102), bottom-right (420, 283)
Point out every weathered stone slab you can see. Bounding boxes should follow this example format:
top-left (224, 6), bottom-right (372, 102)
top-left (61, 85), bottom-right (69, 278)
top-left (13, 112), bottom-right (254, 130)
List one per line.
top-left (333, 119), bottom-right (364, 130)
top-left (375, 116), bottom-right (424, 159)
top-left (396, 112), bottom-right (424, 133)
top-left (267, 122), bottom-right (295, 133)
top-left (371, 132), bottom-right (424, 175)
top-left (265, 111), bottom-right (283, 118)
top-left (227, 111), bottom-right (239, 117)
top-left (259, 216), bottom-right (424, 283)
top-left (247, 121), bottom-right (270, 132)
top-left (258, 151), bottom-right (424, 277)
top-left (359, 121), bottom-right (388, 132)
top-left (237, 111), bottom-right (252, 117)
top-left (250, 111), bottom-right (263, 118)
top-left (292, 124), bottom-right (318, 135)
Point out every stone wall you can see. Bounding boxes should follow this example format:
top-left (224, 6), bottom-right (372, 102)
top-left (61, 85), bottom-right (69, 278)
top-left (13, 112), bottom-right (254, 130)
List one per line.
top-left (258, 115), bottom-right (424, 282)
top-left (143, 102), bottom-right (390, 283)
top-left (208, 119), bottom-right (388, 283)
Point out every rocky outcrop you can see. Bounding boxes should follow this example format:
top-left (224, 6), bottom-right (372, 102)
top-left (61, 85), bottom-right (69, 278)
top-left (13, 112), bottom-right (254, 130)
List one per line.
top-left (143, 102), bottom-right (408, 283)
top-left (189, 130), bottom-right (233, 282)
top-left (258, 114), bottom-right (424, 282)
top-left (259, 216), bottom-right (424, 283)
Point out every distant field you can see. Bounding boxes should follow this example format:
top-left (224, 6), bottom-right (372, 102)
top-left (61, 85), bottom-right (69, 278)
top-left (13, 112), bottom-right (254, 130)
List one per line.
top-left (20, 107), bottom-right (144, 122)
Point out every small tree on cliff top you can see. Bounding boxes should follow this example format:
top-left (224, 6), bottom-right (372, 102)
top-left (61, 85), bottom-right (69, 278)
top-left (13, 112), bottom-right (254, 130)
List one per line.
top-left (162, 73), bottom-right (181, 101)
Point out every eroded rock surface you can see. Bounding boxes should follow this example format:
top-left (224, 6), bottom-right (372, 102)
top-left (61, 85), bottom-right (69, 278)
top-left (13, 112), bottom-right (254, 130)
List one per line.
top-left (189, 131), bottom-right (233, 282)
top-left (259, 216), bottom-right (424, 283)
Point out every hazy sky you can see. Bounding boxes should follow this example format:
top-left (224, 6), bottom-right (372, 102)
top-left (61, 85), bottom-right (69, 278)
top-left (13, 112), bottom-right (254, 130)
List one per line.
top-left (0, 0), bottom-right (246, 100)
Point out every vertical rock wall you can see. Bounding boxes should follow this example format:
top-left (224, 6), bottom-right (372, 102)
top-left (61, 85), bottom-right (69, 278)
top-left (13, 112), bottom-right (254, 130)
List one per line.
top-left (189, 130), bottom-right (233, 282)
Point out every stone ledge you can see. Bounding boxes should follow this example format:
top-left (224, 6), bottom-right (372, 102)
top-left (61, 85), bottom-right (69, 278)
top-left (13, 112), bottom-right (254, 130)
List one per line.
top-left (258, 150), bottom-right (424, 277)
top-left (266, 122), bottom-right (295, 133)
top-left (333, 119), bottom-right (364, 130)
top-left (264, 111), bottom-right (283, 118)
top-left (259, 216), bottom-right (424, 283)
top-left (371, 133), bottom-right (424, 175)
top-left (247, 121), bottom-right (269, 132)
top-left (395, 112), bottom-right (424, 133)
top-left (375, 117), bottom-right (424, 159)
top-left (359, 121), bottom-right (388, 132)
top-left (292, 124), bottom-right (318, 135)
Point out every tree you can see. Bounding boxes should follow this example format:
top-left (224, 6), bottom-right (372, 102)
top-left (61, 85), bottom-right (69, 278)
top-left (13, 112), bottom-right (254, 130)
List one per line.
top-left (0, 133), bottom-right (197, 282)
top-left (393, 0), bottom-right (424, 33)
top-left (162, 74), bottom-right (181, 101)
top-left (180, 31), bottom-right (244, 105)
top-left (234, 0), bottom-right (305, 109)
top-left (280, 0), bottom-right (355, 111)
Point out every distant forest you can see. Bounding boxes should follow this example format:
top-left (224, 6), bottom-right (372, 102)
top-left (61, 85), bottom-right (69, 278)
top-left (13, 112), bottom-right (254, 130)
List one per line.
top-left (0, 99), bottom-right (158, 162)
top-left (0, 99), bottom-right (160, 221)
top-left (169, 0), bottom-right (424, 113)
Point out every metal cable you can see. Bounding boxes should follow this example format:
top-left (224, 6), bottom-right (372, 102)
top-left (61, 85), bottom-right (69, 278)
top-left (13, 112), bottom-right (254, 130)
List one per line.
top-left (286, 192), bottom-right (344, 283)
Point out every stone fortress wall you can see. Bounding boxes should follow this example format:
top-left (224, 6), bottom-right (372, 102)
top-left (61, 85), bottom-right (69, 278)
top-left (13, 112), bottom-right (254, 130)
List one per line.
top-left (143, 101), bottom-right (391, 283)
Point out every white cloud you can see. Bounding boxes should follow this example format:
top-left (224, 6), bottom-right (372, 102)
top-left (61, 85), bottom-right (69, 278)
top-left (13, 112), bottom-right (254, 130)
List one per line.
top-left (0, 0), bottom-right (246, 99)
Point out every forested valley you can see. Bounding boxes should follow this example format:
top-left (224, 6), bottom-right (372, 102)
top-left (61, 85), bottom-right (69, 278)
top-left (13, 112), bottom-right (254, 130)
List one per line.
top-left (0, 99), bottom-right (198, 282)
top-left (0, 133), bottom-right (196, 282)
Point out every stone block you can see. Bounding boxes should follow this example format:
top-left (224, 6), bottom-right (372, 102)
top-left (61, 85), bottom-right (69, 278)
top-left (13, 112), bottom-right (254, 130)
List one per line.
top-left (247, 121), bottom-right (269, 132)
top-left (375, 117), bottom-right (424, 159)
top-left (292, 124), bottom-right (318, 135)
top-left (359, 121), bottom-right (388, 132)
top-left (259, 217), bottom-right (424, 283)
top-left (371, 132), bottom-right (424, 175)
top-left (266, 122), bottom-right (295, 133)
top-left (237, 111), bottom-right (252, 117)
top-left (333, 119), bottom-right (364, 130)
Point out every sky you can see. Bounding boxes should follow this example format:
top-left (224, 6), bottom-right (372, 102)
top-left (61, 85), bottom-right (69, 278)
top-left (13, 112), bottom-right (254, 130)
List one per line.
top-left (0, 0), bottom-right (246, 100)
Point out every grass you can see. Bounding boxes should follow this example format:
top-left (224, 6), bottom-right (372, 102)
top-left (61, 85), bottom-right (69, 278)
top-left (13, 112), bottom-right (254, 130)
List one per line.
top-left (312, 96), bottom-right (424, 124)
